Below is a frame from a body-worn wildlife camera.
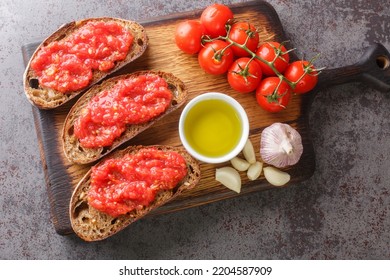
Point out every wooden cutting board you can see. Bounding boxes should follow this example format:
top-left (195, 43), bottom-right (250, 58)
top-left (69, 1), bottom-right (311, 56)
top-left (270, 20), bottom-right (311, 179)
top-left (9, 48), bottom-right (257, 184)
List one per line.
top-left (22, 1), bottom-right (317, 235)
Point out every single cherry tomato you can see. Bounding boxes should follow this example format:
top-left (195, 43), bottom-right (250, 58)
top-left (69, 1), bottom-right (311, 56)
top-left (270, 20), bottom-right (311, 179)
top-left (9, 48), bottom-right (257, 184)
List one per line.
top-left (256, 77), bottom-right (292, 112)
top-left (200, 4), bottom-right (234, 38)
top-left (227, 57), bottom-right (262, 93)
top-left (255, 42), bottom-right (290, 76)
top-left (228, 21), bottom-right (259, 57)
top-left (175, 20), bottom-right (206, 54)
top-left (284, 60), bottom-right (318, 94)
top-left (198, 40), bottom-right (234, 75)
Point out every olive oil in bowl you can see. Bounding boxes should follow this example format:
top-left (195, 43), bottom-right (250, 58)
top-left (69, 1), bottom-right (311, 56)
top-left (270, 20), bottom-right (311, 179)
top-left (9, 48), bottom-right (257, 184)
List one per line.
top-left (179, 92), bottom-right (249, 164)
top-left (184, 99), bottom-right (242, 157)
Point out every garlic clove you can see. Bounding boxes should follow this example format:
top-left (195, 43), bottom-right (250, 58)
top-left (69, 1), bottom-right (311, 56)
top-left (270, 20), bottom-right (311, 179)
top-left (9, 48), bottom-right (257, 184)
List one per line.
top-left (263, 166), bottom-right (290, 187)
top-left (247, 161), bottom-right (263, 181)
top-left (230, 157), bottom-right (250, 171)
top-left (260, 123), bottom-right (303, 168)
top-left (215, 167), bottom-right (242, 193)
top-left (243, 138), bottom-right (256, 164)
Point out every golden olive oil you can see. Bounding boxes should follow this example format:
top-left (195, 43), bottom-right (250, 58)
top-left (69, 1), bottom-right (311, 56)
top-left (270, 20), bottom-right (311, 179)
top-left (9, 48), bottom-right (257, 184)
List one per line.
top-left (183, 99), bottom-right (242, 158)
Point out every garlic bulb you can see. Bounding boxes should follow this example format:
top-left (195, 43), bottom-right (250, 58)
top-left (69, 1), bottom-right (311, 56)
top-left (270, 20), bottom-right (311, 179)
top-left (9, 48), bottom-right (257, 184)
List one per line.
top-left (260, 123), bottom-right (303, 168)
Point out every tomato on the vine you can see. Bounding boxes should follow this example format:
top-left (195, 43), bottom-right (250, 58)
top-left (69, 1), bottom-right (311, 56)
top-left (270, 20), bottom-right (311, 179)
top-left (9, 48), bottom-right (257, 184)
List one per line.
top-left (227, 57), bottom-right (262, 93)
top-left (284, 60), bottom-right (318, 94)
top-left (174, 20), bottom-right (205, 54)
top-left (200, 4), bottom-right (234, 38)
top-left (198, 40), bottom-right (234, 75)
top-left (256, 77), bottom-right (292, 112)
top-left (228, 22), bottom-right (259, 57)
top-left (255, 42), bottom-right (290, 76)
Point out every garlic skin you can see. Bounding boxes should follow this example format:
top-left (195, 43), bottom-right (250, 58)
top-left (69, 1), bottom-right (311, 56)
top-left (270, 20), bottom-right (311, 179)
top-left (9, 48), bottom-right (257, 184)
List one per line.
top-left (260, 123), bottom-right (303, 168)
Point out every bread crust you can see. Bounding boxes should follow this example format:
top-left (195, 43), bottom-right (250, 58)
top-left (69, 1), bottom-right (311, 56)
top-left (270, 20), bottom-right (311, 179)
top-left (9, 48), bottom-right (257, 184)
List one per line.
top-left (69, 145), bottom-right (200, 242)
top-left (62, 70), bottom-right (188, 165)
top-left (23, 17), bottom-right (148, 109)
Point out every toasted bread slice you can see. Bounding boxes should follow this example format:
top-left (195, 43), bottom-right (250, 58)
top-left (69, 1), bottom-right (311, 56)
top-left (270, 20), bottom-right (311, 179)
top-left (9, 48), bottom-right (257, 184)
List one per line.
top-left (62, 70), bottom-right (188, 165)
top-left (70, 145), bottom-right (201, 241)
top-left (23, 17), bottom-right (148, 109)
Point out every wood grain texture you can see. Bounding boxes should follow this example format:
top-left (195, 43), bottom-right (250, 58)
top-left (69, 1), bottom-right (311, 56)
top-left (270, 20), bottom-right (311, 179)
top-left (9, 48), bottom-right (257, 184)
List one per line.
top-left (22, 0), bottom-right (315, 235)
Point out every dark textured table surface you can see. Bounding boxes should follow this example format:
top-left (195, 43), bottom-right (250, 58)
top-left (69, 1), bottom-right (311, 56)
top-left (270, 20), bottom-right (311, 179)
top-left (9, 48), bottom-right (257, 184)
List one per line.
top-left (1, 0), bottom-right (389, 259)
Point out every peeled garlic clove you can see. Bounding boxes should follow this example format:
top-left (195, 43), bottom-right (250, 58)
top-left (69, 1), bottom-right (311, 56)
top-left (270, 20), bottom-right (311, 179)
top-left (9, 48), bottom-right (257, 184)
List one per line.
top-left (263, 166), bottom-right (290, 187)
top-left (260, 123), bottom-right (303, 168)
top-left (247, 161), bottom-right (263, 181)
top-left (230, 157), bottom-right (250, 171)
top-left (243, 138), bottom-right (256, 164)
top-left (216, 167), bottom-right (241, 193)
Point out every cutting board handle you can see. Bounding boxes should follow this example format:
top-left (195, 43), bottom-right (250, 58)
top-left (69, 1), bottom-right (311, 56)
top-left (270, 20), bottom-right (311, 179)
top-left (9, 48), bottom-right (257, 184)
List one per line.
top-left (316, 43), bottom-right (390, 92)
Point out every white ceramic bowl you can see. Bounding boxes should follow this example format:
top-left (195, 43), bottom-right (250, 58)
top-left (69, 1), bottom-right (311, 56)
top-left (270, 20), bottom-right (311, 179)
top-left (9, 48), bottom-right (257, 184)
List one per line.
top-left (179, 92), bottom-right (249, 164)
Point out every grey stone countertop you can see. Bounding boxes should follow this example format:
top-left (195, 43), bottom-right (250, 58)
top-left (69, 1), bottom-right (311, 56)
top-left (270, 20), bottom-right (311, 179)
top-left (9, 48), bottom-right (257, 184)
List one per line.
top-left (1, 0), bottom-right (389, 259)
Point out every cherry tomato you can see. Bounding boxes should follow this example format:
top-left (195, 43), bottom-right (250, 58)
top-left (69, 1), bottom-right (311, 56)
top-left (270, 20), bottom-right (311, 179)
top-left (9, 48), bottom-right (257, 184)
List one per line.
top-left (228, 22), bottom-right (259, 57)
top-left (175, 20), bottom-right (206, 54)
top-left (198, 40), bottom-right (234, 75)
top-left (227, 57), bottom-right (262, 93)
top-left (284, 60), bottom-right (318, 94)
top-left (200, 4), bottom-right (234, 38)
top-left (256, 77), bottom-right (292, 112)
top-left (255, 42), bottom-right (290, 76)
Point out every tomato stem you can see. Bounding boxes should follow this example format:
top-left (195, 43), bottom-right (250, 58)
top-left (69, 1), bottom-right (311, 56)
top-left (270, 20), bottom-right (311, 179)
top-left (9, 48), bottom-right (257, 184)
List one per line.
top-left (232, 56), bottom-right (259, 83)
top-left (210, 43), bottom-right (230, 62)
top-left (264, 77), bottom-right (287, 108)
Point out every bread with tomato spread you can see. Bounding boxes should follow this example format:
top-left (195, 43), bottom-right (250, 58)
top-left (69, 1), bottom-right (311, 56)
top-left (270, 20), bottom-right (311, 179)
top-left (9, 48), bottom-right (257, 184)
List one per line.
top-left (69, 145), bottom-right (201, 242)
top-left (23, 17), bottom-right (148, 109)
top-left (62, 70), bottom-right (188, 165)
